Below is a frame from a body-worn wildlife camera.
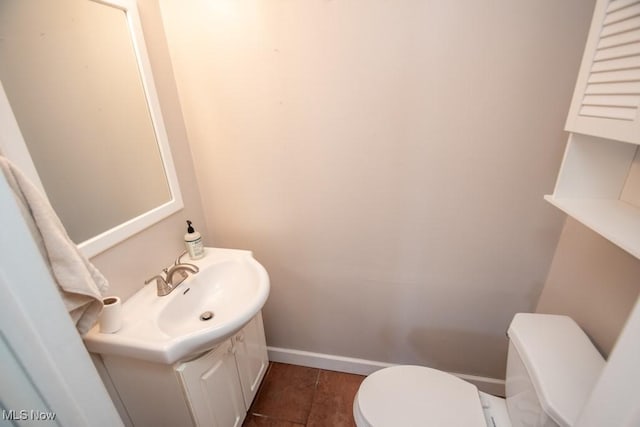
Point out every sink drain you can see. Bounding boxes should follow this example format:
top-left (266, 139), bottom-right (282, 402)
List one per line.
top-left (200, 311), bottom-right (214, 321)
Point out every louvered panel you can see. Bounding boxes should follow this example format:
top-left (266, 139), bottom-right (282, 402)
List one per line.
top-left (579, 105), bottom-right (638, 119)
top-left (608, 0), bottom-right (640, 13)
top-left (588, 68), bottom-right (640, 83)
top-left (603, 2), bottom-right (640, 24)
top-left (600, 15), bottom-right (640, 37)
top-left (579, 0), bottom-right (640, 121)
top-left (594, 41), bottom-right (640, 61)
top-left (584, 81), bottom-right (640, 94)
top-left (598, 28), bottom-right (640, 49)
top-left (590, 55), bottom-right (640, 71)
top-left (583, 94), bottom-right (640, 106)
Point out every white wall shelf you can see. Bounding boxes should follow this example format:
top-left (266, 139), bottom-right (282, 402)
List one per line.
top-left (547, 0), bottom-right (640, 259)
top-left (546, 133), bottom-right (640, 259)
top-left (544, 196), bottom-right (640, 258)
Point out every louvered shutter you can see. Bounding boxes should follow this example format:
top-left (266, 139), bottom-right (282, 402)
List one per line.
top-left (566, 0), bottom-right (640, 143)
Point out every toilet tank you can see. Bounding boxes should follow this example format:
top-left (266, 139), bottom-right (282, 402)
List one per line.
top-left (505, 313), bottom-right (604, 427)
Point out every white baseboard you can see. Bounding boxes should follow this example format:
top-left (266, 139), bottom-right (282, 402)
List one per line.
top-left (267, 346), bottom-right (395, 376)
top-left (267, 346), bottom-right (505, 397)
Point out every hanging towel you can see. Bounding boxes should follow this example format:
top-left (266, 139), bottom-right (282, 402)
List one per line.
top-left (0, 156), bottom-right (108, 335)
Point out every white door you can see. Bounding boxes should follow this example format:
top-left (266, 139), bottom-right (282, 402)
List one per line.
top-left (234, 312), bottom-right (269, 408)
top-left (177, 341), bottom-right (246, 427)
top-left (0, 172), bottom-right (122, 426)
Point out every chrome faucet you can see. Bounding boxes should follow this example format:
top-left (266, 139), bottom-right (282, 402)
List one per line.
top-left (144, 251), bottom-right (200, 296)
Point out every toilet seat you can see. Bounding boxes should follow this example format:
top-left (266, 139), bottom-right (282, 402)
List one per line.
top-left (353, 365), bottom-right (487, 427)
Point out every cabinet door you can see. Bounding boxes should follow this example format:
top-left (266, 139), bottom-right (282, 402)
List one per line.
top-left (234, 312), bottom-right (269, 408)
top-left (565, 0), bottom-right (640, 144)
top-left (177, 341), bottom-right (246, 427)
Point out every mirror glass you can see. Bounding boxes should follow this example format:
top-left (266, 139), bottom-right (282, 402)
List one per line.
top-left (0, 0), bottom-right (182, 256)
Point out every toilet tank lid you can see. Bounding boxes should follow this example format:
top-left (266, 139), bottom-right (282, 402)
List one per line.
top-left (508, 313), bottom-right (605, 427)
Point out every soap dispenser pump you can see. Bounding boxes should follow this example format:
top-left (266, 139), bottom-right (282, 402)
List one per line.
top-left (184, 220), bottom-right (204, 260)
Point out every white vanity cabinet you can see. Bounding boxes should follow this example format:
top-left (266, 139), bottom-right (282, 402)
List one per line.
top-left (101, 312), bottom-right (268, 427)
top-left (177, 313), bottom-right (269, 427)
top-left (546, 0), bottom-right (640, 259)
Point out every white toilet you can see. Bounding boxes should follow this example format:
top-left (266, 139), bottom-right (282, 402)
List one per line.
top-left (353, 313), bottom-right (605, 427)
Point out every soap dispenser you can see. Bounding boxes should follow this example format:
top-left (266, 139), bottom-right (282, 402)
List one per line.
top-left (184, 220), bottom-right (204, 260)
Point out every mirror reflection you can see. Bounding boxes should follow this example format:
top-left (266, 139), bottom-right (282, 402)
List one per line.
top-left (0, 0), bottom-right (172, 244)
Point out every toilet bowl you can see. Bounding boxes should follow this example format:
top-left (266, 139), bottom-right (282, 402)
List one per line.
top-left (353, 365), bottom-right (507, 426)
top-left (353, 313), bottom-right (605, 427)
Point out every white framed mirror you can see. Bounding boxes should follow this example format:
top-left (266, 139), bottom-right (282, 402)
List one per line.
top-left (0, 0), bottom-right (183, 257)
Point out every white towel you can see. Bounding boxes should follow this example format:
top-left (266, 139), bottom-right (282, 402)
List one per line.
top-left (0, 156), bottom-right (108, 335)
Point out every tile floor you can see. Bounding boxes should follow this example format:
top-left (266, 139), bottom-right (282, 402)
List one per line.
top-left (243, 362), bottom-right (365, 427)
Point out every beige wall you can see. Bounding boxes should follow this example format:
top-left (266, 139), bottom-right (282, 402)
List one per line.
top-left (89, 0), bottom-right (207, 301)
top-left (161, 0), bottom-right (594, 379)
top-left (537, 218), bottom-right (640, 357)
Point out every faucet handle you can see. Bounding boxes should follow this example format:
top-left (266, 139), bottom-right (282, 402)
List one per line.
top-left (145, 274), bottom-right (166, 286)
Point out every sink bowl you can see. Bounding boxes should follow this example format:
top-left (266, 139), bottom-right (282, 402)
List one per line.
top-left (84, 247), bottom-right (270, 364)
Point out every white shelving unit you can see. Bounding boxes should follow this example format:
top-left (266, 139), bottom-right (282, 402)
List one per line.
top-left (565, 0), bottom-right (640, 142)
top-left (546, 0), bottom-right (640, 259)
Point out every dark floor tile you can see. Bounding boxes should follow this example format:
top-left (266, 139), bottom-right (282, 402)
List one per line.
top-left (306, 370), bottom-right (365, 427)
top-left (242, 414), bottom-right (305, 427)
top-left (250, 362), bottom-right (320, 424)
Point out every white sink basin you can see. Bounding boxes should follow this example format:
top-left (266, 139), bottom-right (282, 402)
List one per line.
top-left (84, 248), bottom-right (270, 364)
